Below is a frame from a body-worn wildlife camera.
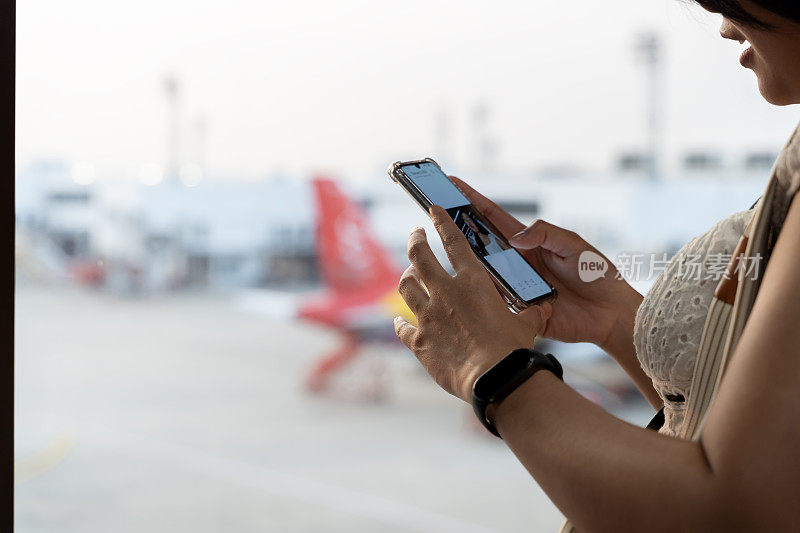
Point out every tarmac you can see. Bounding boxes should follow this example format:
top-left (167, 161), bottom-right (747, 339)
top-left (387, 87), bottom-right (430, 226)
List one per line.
top-left (15, 285), bottom-right (652, 532)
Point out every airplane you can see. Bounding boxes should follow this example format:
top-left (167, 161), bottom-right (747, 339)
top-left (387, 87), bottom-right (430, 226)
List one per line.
top-left (296, 178), bottom-right (415, 392)
top-left (239, 177), bottom-right (417, 396)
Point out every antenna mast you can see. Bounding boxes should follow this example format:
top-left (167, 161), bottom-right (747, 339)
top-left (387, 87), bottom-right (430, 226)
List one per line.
top-left (635, 32), bottom-right (663, 181)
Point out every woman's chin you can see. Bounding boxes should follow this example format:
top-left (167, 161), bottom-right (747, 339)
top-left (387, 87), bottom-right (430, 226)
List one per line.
top-left (756, 77), bottom-right (800, 106)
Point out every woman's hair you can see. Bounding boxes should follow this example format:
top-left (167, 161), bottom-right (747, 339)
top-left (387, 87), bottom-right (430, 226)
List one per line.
top-left (692, 0), bottom-right (800, 28)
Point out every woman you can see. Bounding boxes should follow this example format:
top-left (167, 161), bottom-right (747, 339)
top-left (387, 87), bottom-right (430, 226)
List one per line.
top-left (394, 1), bottom-right (800, 530)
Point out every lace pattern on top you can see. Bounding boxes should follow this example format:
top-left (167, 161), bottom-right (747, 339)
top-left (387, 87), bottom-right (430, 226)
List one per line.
top-left (633, 209), bottom-right (752, 437)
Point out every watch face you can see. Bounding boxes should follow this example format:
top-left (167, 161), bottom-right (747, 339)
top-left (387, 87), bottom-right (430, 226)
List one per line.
top-left (473, 349), bottom-right (535, 401)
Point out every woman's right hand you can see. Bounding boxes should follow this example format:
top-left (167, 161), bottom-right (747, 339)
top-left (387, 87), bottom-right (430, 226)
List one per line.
top-left (450, 176), bottom-right (643, 352)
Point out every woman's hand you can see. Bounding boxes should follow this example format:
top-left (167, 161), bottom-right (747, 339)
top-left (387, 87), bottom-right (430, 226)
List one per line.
top-left (449, 177), bottom-right (642, 353)
top-left (394, 206), bottom-right (550, 403)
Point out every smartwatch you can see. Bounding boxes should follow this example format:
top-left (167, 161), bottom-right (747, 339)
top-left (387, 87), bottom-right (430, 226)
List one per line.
top-left (472, 348), bottom-right (563, 438)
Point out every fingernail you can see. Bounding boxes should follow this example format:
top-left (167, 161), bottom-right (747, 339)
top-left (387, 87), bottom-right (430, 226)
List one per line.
top-left (509, 231), bottom-right (526, 243)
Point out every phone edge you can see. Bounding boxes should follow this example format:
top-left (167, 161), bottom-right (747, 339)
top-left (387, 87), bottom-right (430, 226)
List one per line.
top-left (387, 159), bottom-right (557, 312)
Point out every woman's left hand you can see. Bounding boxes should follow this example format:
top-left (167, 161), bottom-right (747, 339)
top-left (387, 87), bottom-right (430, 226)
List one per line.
top-left (394, 205), bottom-right (551, 403)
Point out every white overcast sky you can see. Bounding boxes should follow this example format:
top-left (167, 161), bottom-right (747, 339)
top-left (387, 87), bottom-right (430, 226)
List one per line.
top-left (16, 0), bottom-right (800, 181)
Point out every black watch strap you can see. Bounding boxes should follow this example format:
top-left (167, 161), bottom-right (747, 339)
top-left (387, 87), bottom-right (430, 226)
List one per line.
top-left (472, 348), bottom-right (563, 438)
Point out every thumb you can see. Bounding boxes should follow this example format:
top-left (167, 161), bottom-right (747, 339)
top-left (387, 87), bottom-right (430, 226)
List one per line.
top-left (539, 301), bottom-right (553, 319)
top-left (519, 302), bottom-right (551, 332)
top-left (509, 220), bottom-right (582, 257)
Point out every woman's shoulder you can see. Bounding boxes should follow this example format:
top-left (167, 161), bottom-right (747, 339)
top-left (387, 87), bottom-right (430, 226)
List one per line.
top-left (769, 121), bottom-right (800, 230)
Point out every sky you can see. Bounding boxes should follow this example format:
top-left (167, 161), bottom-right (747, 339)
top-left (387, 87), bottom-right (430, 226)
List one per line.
top-left (16, 0), bottom-right (800, 183)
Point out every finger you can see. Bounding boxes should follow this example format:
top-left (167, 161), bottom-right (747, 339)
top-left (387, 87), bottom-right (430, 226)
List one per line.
top-left (429, 205), bottom-right (481, 274)
top-left (517, 303), bottom-right (551, 333)
top-left (407, 227), bottom-right (448, 283)
top-left (394, 316), bottom-right (418, 350)
top-left (508, 219), bottom-right (583, 257)
top-left (398, 265), bottom-right (429, 312)
top-left (449, 176), bottom-right (524, 238)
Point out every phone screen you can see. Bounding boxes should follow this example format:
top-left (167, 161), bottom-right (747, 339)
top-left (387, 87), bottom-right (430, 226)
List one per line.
top-left (400, 162), bottom-right (553, 303)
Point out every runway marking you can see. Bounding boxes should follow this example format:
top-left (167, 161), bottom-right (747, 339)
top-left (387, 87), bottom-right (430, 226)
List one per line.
top-left (91, 429), bottom-right (501, 533)
top-left (15, 432), bottom-right (75, 484)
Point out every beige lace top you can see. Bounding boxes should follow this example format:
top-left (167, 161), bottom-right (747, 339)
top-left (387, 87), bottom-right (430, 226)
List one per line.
top-left (633, 208), bottom-right (753, 436)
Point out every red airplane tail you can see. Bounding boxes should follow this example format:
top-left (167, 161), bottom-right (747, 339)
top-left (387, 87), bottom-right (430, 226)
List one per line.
top-left (311, 178), bottom-right (399, 298)
top-left (301, 178), bottom-right (401, 395)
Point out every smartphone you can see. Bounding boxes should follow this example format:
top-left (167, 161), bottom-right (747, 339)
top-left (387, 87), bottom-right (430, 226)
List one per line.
top-left (388, 158), bottom-right (556, 312)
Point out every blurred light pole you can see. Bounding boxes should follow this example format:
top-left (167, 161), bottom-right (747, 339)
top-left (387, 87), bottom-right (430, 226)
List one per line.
top-left (635, 32), bottom-right (663, 181)
top-left (194, 114), bottom-right (208, 178)
top-left (434, 105), bottom-right (451, 168)
top-left (164, 73), bottom-right (181, 182)
top-left (471, 101), bottom-right (499, 174)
